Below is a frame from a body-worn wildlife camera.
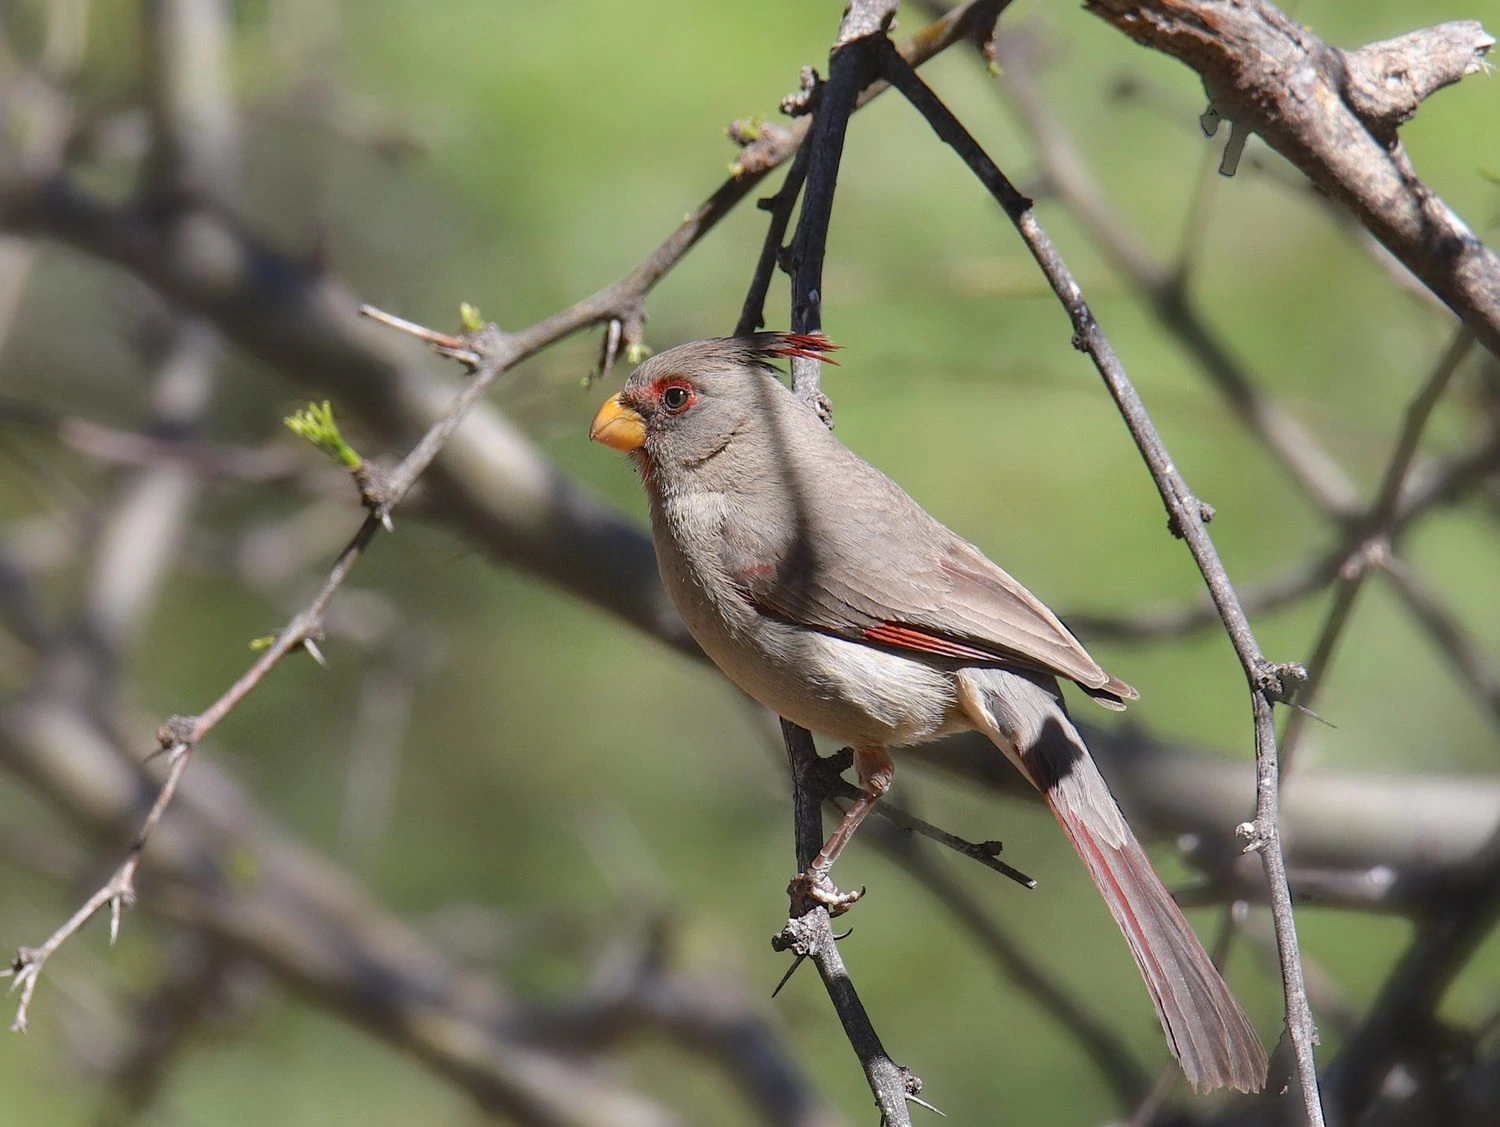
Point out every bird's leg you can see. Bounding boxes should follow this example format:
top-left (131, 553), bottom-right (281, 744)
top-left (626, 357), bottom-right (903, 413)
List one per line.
top-left (789, 745), bottom-right (893, 915)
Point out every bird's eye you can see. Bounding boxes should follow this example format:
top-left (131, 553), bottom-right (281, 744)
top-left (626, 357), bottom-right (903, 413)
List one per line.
top-left (660, 385), bottom-right (692, 413)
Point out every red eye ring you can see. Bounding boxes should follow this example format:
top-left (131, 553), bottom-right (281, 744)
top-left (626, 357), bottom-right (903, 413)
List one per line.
top-left (660, 383), bottom-right (694, 413)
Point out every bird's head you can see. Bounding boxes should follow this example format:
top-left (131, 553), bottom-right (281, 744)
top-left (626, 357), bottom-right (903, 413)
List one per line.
top-left (588, 333), bottom-right (838, 489)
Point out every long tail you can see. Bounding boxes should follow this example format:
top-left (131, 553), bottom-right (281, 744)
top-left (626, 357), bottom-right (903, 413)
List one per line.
top-left (956, 668), bottom-right (1267, 1094)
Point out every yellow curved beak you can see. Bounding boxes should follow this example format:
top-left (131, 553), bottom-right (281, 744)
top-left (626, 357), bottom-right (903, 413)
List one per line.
top-left (589, 394), bottom-right (646, 453)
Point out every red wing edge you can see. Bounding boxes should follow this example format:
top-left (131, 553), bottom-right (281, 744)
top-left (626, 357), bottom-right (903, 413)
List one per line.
top-left (861, 622), bottom-right (1018, 664)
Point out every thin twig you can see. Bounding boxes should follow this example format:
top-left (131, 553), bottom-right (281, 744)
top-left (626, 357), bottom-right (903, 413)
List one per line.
top-left (987, 25), bottom-right (1361, 517)
top-left (1379, 553), bottom-right (1500, 729)
top-left (1088, 3), bottom-right (1500, 358)
top-left (0, 0), bottom-right (1011, 1040)
top-left (1281, 327), bottom-right (1475, 770)
top-left (870, 816), bottom-right (1151, 1107)
top-left (1322, 839), bottom-right (1500, 1118)
top-left (5, 311), bottom-right (511, 1031)
top-left (735, 145), bottom-right (810, 338)
top-left (878, 39), bottom-right (1324, 1124)
top-left (862, 789), bottom-right (1033, 889)
top-left (1069, 435), bottom-right (1500, 644)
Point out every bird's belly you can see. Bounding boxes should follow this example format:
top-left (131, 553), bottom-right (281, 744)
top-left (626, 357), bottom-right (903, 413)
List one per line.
top-left (684, 594), bottom-right (964, 747)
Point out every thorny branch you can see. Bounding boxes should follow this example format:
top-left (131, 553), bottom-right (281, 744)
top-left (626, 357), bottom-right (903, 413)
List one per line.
top-left (982, 24), bottom-right (1360, 516)
top-left (0, 0), bottom-right (1001, 663)
top-left (2, 0), bottom-right (1499, 1122)
top-left (4, 311), bottom-right (509, 1031)
top-left (964, 7), bottom-right (1500, 1123)
top-left (767, 6), bottom-right (930, 1126)
top-left (0, 0), bottom-right (1000, 1029)
top-left (1279, 328), bottom-right (1476, 770)
top-left (1088, 2), bottom-right (1499, 357)
top-left (876, 34), bottom-right (1325, 1125)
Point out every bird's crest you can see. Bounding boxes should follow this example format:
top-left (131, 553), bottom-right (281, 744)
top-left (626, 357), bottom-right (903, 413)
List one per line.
top-left (751, 332), bottom-right (842, 366)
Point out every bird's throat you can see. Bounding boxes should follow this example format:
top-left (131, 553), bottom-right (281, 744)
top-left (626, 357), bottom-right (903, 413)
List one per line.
top-left (631, 449), bottom-right (657, 495)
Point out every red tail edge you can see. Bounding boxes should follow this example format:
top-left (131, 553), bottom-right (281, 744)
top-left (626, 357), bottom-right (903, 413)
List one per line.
top-left (1048, 790), bottom-right (1268, 1093)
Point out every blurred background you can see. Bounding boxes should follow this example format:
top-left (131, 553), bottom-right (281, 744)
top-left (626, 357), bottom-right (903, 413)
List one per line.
top-left (1, 1), bottom-right (1499, 1124)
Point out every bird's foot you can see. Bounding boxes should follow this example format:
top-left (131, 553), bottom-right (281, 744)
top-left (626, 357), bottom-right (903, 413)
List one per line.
top-left (788, 869), bottom-right (864, 916)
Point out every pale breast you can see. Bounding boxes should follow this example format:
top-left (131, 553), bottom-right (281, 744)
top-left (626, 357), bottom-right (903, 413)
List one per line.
top-left (651, 490), bottom-right (966, 747)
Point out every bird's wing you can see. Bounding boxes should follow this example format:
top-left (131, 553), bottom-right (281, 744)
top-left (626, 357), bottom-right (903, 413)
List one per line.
top-left (719, 457), bottom-right (1137, 707)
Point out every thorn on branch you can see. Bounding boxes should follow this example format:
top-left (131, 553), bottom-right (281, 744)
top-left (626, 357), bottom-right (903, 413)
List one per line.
top-left (301, 636), bottom-right (328, 668)
top-left (358, 303), bottom-right (490, 370)
top-left (979, 22), bottom-right (1001, 72)
top-left (770, 953), bottom-right (807, 998)
top-left (904, 1070), bottom-right (944, 1118)
top-left (248, 627), bottom-right (327, 666)
top-left (588, 308), bottom-right (649, 388)
top-left (108, 886), bottom-right (131, 945)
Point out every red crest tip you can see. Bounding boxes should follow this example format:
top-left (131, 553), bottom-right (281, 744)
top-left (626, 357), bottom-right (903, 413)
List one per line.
top-left (755, 332), bottom-right (843, 366)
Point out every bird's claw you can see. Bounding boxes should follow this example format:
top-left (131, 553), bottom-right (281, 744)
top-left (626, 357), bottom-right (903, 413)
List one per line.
top-left (788, 870), bottom-right (865, 916)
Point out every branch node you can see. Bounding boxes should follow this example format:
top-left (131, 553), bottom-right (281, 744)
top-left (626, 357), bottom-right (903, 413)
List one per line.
top-left (780, 66), bottom-right (824, 118)
top-left (725, 114), bottom-right (767, 147)
top-left (728, 122), bottom-right (798, 178)
top-left (1340, 536), bottom-right (1389, 580)
top-left (815, 745), bottom-right (856, 793)
top-left (1165, 498), bottom-right (1213, 539)
top-left (156, 715), bottom-right (197, 751)
top-left (352, 461), bottom-right (395, 522)
top-left (1255, 658), bottom-right (1309, 703)
top-left (1340, 21), bottom-right (1495, 139)
top-left (810, 389), bottom-right (835, 428)
top-left (905, 1072), bottom-right (944, 1117)
top-left (771, 913), bottom-right (823, 959)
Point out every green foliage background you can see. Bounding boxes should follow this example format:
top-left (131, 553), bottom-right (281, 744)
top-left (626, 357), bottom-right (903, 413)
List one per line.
top-left (2, 1), bottom-right (1499, 1123)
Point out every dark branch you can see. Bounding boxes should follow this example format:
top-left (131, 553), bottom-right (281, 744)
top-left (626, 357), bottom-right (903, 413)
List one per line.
top-left (1087, 2), bottom-right (1500, 361)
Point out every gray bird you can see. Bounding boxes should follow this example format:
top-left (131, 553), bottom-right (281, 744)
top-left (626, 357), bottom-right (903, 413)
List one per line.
top-left (589, 333), bottom-right (1267, 1093)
